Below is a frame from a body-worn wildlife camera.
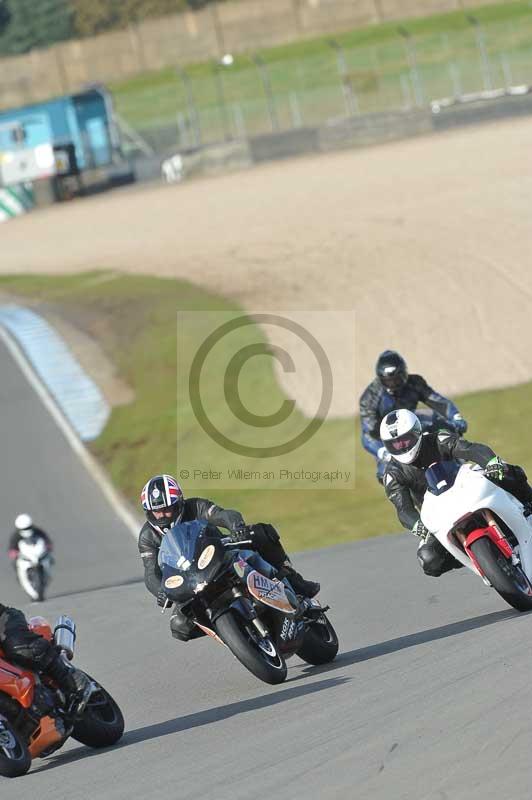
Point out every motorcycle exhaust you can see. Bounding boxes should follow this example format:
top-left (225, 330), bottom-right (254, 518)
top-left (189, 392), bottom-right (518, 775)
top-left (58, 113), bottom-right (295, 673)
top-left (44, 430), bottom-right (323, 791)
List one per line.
top-left (53, 616), bottom-right (76, 661)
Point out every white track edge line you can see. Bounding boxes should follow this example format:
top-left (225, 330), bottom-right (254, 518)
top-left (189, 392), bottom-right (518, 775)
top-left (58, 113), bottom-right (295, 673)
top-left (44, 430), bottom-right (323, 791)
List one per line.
top-left (0, 325), bottom-right (140, 540)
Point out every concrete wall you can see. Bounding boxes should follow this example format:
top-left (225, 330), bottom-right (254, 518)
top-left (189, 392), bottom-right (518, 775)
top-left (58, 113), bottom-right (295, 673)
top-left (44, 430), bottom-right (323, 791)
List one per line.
top-left (168, 89), bottom-right (532, 178)
top-left (0, 0), bottom-right (506, 109)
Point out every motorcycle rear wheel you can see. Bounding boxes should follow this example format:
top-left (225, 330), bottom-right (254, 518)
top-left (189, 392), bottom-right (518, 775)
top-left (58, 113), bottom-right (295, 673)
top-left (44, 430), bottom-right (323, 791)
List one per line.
top-left (72, 679), bottom-right (124, 748)
top-left (0, 716), bottom-right (31, 777)
top-left (215, 610), bottom-right (287, 684)
top-left (297, 612), bottom-right (339, 665)
top-left (470, 537), bottom-right (532, 612)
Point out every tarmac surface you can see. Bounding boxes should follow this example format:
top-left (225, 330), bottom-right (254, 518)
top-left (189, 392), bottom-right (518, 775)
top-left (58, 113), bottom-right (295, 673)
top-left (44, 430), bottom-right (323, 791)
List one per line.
top-left (1, 337), bottom-right (532, 799)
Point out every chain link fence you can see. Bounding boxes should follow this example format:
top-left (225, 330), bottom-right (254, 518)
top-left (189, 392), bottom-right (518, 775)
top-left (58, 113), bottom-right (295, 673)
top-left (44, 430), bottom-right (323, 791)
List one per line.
top-left (113, 14), bottom-right (532, 156)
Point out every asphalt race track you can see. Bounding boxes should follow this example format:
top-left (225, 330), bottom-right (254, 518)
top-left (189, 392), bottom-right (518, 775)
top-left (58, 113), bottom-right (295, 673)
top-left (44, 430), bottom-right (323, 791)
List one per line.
top-left (2, 339), bottom-right (532, 799)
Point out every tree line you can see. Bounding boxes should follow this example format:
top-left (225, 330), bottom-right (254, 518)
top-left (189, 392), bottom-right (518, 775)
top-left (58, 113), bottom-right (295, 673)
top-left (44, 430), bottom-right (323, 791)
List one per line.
top-left (0, 0), bottom-right (219, 55)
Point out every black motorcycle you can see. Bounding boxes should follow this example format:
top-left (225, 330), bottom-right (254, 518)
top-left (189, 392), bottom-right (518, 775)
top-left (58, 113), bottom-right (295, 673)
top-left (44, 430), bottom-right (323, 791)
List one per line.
top-left (159, 520), bottom-right (339, 685)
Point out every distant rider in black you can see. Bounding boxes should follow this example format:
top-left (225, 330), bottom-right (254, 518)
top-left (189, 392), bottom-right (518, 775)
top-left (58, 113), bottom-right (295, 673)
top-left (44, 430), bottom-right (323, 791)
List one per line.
top-left (359, 350), bottom-right (467, 482)
top-left (8, 514), bottom-right (53, 564)
top-left (379, 409), bottom-right (532, 577)
top-left (138, 475), bottom-right (320, 642)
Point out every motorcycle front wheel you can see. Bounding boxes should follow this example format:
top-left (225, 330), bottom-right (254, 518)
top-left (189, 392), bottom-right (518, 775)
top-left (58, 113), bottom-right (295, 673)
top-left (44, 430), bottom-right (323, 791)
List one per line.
top-left (470, 537), bottom-right (532, 612)
top-left (35, 566), bottom-right (46, 602)
top-left (215, 610), bottom-right (287, 685)
top-left (71, 678), bottom-right (124, 748)
top-left (0, 716), bottom-right (31, 777)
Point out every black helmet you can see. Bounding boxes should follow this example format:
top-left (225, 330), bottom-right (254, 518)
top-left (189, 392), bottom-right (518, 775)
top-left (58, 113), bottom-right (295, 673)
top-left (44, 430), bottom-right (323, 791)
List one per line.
top-left (141, 474), bottom-right (185, 532)
top-left (376, 350), bottom-right (408, 395)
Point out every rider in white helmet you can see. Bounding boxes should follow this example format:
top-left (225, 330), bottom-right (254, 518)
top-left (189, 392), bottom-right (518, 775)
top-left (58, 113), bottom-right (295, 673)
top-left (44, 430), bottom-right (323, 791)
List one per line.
top-left (379, 409), bottom-right (532, 577)
top-left (8, 514), bottom-right (53, 563)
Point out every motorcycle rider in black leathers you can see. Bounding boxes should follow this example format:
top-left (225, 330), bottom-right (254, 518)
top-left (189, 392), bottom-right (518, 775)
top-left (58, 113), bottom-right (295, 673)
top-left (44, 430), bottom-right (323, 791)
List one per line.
top-left (8, 513), bottom-right (53, 564)
top-left (0, 603), bottom-right (90, 704)
top-left (359, 351), bottom-right (468, 483)
top-left (380, 409), bottom-right (532, 577)
top-left (138, 474), bottom-right (320, 642)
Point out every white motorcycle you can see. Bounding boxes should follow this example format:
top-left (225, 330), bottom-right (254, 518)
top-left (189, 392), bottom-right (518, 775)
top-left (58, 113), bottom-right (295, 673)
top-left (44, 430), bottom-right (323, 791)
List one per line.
top-left (421, 461), bottom-right (532, 611)
top-left (15, 536), bottom-right (53, 602)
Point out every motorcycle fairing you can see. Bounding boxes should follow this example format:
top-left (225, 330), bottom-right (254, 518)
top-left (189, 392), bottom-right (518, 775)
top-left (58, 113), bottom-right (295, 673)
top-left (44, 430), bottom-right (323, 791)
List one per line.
top-left (28, 715), bottom-right (65, 759)
top-left (246, 571), bottom-right (296, 615)
top-left (194, 622), bottom-right (225, 646)
top-left (0, 656), bottom-right (35, 708)
top-left (421, 463), bottom-right (532, 577)
top-left (159, 521), bottom-right (227, 602)
top-left (16, 538), bottom-right (51, 601)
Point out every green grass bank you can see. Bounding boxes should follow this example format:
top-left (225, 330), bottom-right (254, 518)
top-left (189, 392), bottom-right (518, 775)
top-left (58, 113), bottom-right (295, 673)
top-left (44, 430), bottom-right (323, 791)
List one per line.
top-left (1, 270), bottom-right (530, 553)
top-left (111, 1), bottom-right (532, 141)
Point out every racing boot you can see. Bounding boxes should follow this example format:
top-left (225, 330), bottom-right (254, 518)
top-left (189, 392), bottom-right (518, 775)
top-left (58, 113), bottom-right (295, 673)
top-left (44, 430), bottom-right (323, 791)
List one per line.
top-left (277, 563), bottom-right (320, 598)
top-left (47, 652), bottom-right (91, 713)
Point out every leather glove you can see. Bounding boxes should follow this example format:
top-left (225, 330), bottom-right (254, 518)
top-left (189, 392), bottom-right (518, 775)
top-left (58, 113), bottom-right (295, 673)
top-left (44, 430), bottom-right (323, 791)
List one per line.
top-left (377, 446), bottom-right (392, 463)
top-left (411, 519), bottom-right (430, 540)
top-left (484, 456), bottom-right (508, 482)
top-left (452, 413), bottom-right (468, 435)
top-left (157, 588), bottom-right (169, 608)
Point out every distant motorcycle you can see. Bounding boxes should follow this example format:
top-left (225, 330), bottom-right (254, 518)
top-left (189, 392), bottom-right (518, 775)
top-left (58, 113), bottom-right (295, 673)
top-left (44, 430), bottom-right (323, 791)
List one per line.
top-left (421, 461), bottom-right (532, 611)
top-left (159, 520), bottom-right (339, 685)
top-left (0, 615), bottom-right (124, 778)
top-left (15, 536), bottom-right (53, 602)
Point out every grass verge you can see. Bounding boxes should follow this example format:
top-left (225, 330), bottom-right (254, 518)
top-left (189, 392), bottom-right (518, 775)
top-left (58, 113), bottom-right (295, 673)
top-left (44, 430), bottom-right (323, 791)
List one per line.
top-left (111, 1), bottom-right (532, 140)
top-left (0, 270), bottom-right (530, 553)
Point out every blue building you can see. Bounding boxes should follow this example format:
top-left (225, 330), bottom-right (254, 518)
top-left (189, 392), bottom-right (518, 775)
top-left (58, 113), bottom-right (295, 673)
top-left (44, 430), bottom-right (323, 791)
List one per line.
top-left (0, 86), bottom-right (121, 174)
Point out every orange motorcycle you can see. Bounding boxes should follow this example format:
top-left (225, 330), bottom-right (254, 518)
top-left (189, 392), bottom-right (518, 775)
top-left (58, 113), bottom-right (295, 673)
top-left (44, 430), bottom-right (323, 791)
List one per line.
top-left (0, 615), bottom-right (124, 778)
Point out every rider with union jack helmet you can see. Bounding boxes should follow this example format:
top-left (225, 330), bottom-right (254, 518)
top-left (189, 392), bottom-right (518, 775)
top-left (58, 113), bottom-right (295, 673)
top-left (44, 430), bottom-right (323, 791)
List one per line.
top-left (138, 474), bottom-right (320, 642)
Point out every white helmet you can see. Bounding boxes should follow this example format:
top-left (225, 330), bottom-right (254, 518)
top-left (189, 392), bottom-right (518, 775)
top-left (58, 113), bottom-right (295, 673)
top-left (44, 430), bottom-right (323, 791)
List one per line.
top-left (15, 513), bottom-right (34, 539)
top-left (380, 409), bottom-right (423, 464)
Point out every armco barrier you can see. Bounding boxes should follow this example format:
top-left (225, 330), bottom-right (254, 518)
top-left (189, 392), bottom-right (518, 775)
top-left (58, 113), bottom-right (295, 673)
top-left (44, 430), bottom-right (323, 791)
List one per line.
top-left (0, 184), bottom-right (34, 222)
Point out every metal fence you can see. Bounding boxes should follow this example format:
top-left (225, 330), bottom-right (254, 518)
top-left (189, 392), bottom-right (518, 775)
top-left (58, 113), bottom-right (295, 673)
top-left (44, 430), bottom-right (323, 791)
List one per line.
top-left (116, 14), bottom-right (532, 155)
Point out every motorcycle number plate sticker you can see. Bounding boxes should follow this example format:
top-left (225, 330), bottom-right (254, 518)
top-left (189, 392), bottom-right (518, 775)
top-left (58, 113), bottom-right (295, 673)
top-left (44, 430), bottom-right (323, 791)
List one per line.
top-left (198, 545), bottom-right (215, 570)
top-left (165, 575), bottom-right (184, 589)
top-left (247, 571), bottom-right (296, 615)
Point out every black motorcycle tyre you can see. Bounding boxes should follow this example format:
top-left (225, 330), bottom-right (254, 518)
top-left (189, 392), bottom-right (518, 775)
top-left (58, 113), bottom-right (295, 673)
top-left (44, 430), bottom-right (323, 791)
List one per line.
top-left (71, 677), bottom-right (124, 748)
top-left (215, 610), bottom-right (287, 685)
top-left (0, 716), bottom-right (31, 778)
top-left (470, 537), bottom-right (532, 612)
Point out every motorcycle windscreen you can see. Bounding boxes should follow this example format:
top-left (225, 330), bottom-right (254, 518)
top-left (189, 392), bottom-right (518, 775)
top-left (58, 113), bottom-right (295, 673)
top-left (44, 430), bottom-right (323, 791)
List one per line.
top-left (426, 461), bottom-right (461, 496)
top-left (158, 520), bottom-right (224, 601)
top-left (158, 520), bottom-right (209, 570)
